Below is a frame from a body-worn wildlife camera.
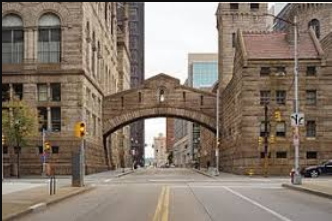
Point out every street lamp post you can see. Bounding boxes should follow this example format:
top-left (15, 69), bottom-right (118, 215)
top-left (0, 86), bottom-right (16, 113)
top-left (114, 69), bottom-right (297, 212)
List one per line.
top-left (265, 13), bottom-right (302, 185)
top-left (2, 133), bottom-right (5, 181)
top-left (216, 88), bottom-right (220, 176)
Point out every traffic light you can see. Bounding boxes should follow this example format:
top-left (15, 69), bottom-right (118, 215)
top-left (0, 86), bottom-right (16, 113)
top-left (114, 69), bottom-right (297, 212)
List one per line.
top-left (44, 141), bottom-right (51, 151)
top-left (274, 110), bottom-right (282, 122)
top-left (75, 121), bottom-right (86, 138)
top-left (2, 134), bottom-right (5, 145)
top-left (258, 137), bottom-right (263, 146)
top-left (269, 135), bottom-right (275, 144)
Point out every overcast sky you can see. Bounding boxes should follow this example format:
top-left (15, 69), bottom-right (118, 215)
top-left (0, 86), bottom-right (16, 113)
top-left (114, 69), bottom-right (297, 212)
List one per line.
top-left (144, 2), bottom-right (219, 158)
top-left (143, 3), bottom-right (275, 158)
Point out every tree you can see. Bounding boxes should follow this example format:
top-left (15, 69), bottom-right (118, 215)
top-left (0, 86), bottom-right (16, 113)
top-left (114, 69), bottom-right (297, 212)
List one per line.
top-left (2, 100), bottom-right (38, 178)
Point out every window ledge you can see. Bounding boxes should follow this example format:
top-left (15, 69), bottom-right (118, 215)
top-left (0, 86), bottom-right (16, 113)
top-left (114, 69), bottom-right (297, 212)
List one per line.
top-left (306, 137), bottom-right (316, 141)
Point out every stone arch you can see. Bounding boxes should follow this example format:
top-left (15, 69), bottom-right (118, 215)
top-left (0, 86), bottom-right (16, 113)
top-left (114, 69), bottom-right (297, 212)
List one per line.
top-left (103, 107), bottom-right (216, 138)
top-left (103, 74), bottom-right (217, 138)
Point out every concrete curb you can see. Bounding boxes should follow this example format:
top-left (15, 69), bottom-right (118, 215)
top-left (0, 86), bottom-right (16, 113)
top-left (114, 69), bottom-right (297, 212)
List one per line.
top-left (282, 184), bottom-right (332, 200)
top-left (192, 169), bottom-right (218, 179)
top-left (115, 170), bottom-right (135, 178)
top-left (2, 186), bottom-right (95, 221)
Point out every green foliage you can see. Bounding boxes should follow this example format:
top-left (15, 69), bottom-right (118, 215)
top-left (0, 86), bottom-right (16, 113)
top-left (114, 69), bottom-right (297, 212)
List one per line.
top-left (2, 100), bottom-right (38, 148)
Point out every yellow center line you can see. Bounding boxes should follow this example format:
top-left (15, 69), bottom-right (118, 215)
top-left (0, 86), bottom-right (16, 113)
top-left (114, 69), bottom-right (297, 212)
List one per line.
top-left (162, 187), bottom-right (170, 221)
top-left (153, 186), bottom-right (166, 221)
top-left (153, 186), bottom-right (171, 221)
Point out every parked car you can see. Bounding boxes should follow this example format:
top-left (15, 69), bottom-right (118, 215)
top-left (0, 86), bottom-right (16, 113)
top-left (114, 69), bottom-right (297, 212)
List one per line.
top-left (301, 160), bottom-right (332, 178)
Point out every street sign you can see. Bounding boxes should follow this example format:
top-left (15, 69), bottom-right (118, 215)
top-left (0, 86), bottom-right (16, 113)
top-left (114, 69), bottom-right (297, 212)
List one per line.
top-left (291, 113), bottom-right (305, 127)
top-left (215, 149), bottom-right (219, 157)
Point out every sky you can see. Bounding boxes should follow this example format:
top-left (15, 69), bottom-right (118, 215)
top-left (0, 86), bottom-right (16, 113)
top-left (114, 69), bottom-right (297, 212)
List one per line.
top-left (143, 3), bottom-right (276, 158)
top-left (144, 2), bottom-right (219, 158)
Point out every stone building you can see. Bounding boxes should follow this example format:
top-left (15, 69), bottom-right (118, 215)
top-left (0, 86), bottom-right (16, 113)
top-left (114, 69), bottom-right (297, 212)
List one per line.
top-left (2, 2), bottom-right (131, 176)
top-left (153, 133), bottom-right (167, 168)
top-left (216, 3), bottom-right (268, 90)
top-left (216, 3), bottom-right (332, 175)
top-left (166, 118), bottom-right (175, 153)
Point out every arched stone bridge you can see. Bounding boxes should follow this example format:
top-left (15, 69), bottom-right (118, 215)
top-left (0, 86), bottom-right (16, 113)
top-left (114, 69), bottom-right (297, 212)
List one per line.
top-left (103, 74), bottom-right (217, 138)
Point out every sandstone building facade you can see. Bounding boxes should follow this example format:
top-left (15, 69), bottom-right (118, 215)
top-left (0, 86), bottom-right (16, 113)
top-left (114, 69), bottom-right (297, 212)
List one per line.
top-left (216, 3), bottom-right (332, 175)
top-left (2, 2), bottom-right (131, 176)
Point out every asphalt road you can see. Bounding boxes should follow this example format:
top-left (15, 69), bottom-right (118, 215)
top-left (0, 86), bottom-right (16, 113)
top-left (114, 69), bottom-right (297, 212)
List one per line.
top-left (17, 168), bottom-right (332, 221)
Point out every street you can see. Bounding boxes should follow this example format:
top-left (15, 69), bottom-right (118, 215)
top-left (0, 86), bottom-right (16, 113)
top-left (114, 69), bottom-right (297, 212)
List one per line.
top-left (17, 169), bottom-right (332, 221)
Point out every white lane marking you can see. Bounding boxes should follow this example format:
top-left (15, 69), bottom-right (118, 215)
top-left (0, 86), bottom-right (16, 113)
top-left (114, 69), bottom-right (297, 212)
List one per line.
top-left (104, 179), bottom-right (113, 183)
top-left (29, 203), bottom-right (46, 211)
top-left (223, 187), bottom-right (293, 221)
top-left (149, 179), bottom-right (194, 182)
top-left (171, 185), bottom-right (282, 189)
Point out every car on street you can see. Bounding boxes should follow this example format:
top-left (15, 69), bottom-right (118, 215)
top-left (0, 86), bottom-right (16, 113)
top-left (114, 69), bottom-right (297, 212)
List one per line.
top-left (301, 160), bottom-right (332, 178)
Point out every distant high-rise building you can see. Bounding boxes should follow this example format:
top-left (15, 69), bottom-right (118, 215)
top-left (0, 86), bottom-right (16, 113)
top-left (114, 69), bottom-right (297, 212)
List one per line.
top-left (128, 2), bottom-right (145, 167)
top-left (188, 53), bottom-right (218, 164)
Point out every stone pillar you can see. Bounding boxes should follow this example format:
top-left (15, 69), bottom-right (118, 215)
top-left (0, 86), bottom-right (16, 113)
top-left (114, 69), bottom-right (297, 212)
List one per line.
top-left (47, 107), bottom-right (52, 132)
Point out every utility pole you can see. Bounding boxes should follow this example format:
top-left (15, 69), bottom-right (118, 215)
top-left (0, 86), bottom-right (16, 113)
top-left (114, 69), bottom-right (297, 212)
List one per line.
top-left (293, 16), bottom-right (302, 185)
top-left (263, 13), bottom-right (302, 185)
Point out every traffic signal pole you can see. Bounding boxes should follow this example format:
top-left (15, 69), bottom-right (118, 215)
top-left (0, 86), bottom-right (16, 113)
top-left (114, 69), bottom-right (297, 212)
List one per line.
top-left (264, 104), bottom-right (269, 177)
top-left (42, 129), bottom-right (46, 176)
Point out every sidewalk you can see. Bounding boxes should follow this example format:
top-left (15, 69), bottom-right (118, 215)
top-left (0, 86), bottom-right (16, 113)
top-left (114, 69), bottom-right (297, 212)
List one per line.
top-left (2, 185), bottom-right (93, 221)
top-left (282, 179), bottom-right (332, 199)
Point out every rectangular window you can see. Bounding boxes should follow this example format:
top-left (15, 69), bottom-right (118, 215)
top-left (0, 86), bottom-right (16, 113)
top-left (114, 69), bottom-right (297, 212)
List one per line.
top-left (51, 83), bottom-right (61, 102)
top-left (3, 145), bottom-right (8, 155)
top-left (250, 3), bottom-right (260, 9)
top-left (260, 121), bottom-right (270, 137)
top-left (276, 90), bottom-right (286, 105)
top-left (13, 84), bottom-right (23, 100)
top-left (38, 107), bottom-right (48, 132)
top-left (260, 91), bottom-right (271, 105)
top-left (276, 151), bottom-right (287, 159)
top-left (2, 29), bottom-right (24, 64)
top-left (230, 3), bottom-right (239, 9)
top-left (306, 121), bottom-right (316, 138)
top-left (2, 84), bottom-right (10, 102)
top-left (38, 84), bottom-right (48, 102)
top-left (276, 122), bottom-right (286, 137)
top-left (260, 152), bottom-right (271, 159)
top-left (276, 67), bottom-right (286, 75)
top-left (260, 67), bottom-right (271, 76)
top-left (306, 90), bottom-right (316, 105)
top-left (51, 107), bottom-right (61, 132)
top-left (38, 146), bottom-right (43, 154)
top-left (93, 115), bottom-right (97, 136)
top-left (232, 33), bottom-right (236, 48)
top-left (38, 28), bottom-right (61, 63)
top-left (307, 151), bottom-right (317, 159)
top-left (307, 66), bottom-right (316, 76)
top-left (52, 146), bottom-right (59, 154)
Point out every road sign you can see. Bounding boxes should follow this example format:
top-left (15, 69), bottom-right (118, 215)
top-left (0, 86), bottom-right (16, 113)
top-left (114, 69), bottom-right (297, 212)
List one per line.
top-left (291, 113), bottom-right (305, 127)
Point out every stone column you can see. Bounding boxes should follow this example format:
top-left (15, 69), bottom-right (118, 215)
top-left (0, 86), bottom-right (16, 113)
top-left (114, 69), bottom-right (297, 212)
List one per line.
top-left (47, 107), bottom-right (52, 132)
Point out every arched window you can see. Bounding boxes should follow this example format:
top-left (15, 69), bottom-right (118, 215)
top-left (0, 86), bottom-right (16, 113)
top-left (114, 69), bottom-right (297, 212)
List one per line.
top-left (86, 22), bottom-right (90, 71)
top-left (2, 14), bottom-right (24, 64)
top-left (38, 13), bottom-right (61, 63)
top-left (308, 19), bottom-right (320, 39)
top-left (92, 32), bottom-right (96, 77)
top-left (159, 89), bottom-right (165, 103)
